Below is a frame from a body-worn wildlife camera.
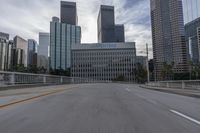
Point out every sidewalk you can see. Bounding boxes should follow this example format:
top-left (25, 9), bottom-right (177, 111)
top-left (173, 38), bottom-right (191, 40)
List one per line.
top-left (140, 85), bottom-right (200, 98)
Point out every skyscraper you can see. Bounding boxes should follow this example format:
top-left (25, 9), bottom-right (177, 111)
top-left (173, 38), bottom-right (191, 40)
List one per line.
top-left (38, 32), bottom-right (50, 70)
top-left (98, 5), bottom-right (115, 43)
top-left (60, 1), bottom-right (77, 25)
top-left (27, 39), bottom-right (37, 66)
top-left (13, 36), bottom-right (28, 67)
top-left (115, 25), bottom-right (125, 42)
top-left (0, 32), bottom-right (9, 70)
top-left (182, 0), bottom-right (200, 23)
top-left (50, 17), bottom-right (81, 71)
top-left (97, 5), bottom-right (125, 43)
top-left (150, 0), bottom-right (188, 80)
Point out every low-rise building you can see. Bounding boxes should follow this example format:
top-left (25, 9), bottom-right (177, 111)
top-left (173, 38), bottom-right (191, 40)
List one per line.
top-left (71, 42), bottom-right (136, 81)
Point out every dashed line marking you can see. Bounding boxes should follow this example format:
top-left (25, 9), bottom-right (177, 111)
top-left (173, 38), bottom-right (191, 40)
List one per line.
top-left (170, 110), bottom-right (200, 125)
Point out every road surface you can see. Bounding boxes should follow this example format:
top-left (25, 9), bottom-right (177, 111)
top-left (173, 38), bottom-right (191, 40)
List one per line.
top-left (0, 83), bottom-right (200, 133)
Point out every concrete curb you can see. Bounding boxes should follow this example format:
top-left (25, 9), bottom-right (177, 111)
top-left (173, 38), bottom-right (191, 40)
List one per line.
top-left (140, 85), bottom-right (200, 98)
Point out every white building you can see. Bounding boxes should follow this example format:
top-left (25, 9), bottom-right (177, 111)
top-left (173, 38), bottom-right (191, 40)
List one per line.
top-left (71, 42), bottom-right (136, 81)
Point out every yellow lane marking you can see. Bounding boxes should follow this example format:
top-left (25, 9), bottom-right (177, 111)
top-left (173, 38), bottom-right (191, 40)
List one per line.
top-left (0, 89), bottom-right (69, 109)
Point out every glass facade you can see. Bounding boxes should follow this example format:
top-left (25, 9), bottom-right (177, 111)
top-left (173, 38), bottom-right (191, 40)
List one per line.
top-left (38, 32), bottom-right (49, 70)
top-left (185, 17), bottom-right (200, 63)
top-left (28, 39), bottom-right (37, 66)
top-left (0, 32), bottom-right (12, 71)
top-left (60, 1), bottom-right (77, 25)
top-left (98, 5), bottom-right (125, 43)
top-left (50, 17), bottom-right (81, 71)
top-left (13, 36), bottom-right (28, 67)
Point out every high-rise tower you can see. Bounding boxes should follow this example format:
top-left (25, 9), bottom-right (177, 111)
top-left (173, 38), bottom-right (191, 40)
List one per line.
top-left (60, 1), bottom-right (77, 25)
top-left (150, 0), bottom-right (188, 80)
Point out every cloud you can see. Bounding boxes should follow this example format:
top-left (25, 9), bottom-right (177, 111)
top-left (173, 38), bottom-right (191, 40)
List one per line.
top-left (0, 0), bottom-right (153, 58)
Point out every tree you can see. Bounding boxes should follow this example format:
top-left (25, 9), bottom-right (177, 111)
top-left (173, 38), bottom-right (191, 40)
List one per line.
top-left (114, 75), bottom-right (125, 81)
top-left (133, 63), bottom-right (147, 83)
top-left (161, 62), bottom-right (174, 80)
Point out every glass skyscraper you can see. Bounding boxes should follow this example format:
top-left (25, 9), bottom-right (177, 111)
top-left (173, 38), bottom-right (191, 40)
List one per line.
top-left (185, 17), bottom-right (200, 63)
top-left (0, 32), bottom-right (9, 70)
top-left (98, 5), bottom-right (125, 43)
top-left (38, 32), bottom-right (50, 70)
top-left (27, 39), bottom-right (37, 66)
top-left (50, 17), bottom-right (81, 71)
top-left (182, 0), bottom-right (200, 24)
top-left (50, 1), bottom-right (81, 72)
top-left (60, 1), bottom-right (77, 25)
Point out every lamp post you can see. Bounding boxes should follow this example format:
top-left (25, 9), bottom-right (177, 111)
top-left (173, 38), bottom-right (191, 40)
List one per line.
top-left (146, 43), bottom-right (150, 83)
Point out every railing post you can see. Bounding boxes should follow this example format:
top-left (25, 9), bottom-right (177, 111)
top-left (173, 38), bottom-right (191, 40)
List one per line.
top-left (43, 76), bottom-right (46, 84)
top-left (182, 81), bottom-right (185, 89)
top-left (10, 73), bottom-right (15, 85)
top-left (60, 77), bottom-right (63, 84)
top-left (166, 82), bottom-right (169, 88)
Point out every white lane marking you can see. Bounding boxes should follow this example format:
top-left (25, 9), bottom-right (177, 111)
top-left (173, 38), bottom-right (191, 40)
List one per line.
top-left (170, 110), bottom-right (200, 125)
top-left (125, 88), bottom-right (131, 92)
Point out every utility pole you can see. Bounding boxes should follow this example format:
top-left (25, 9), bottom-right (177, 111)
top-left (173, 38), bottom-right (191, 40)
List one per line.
top-left (146, 43), bottom-right (150, 83)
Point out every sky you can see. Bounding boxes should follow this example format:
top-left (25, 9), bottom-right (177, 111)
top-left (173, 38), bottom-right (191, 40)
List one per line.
top-left (0, 0), bottom-right (199, 58)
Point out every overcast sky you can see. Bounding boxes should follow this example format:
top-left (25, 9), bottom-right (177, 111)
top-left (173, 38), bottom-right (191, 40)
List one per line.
top-left (0, 0), bottom-right (199, 58)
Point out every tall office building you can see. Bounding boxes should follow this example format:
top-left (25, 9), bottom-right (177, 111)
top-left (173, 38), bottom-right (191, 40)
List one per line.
top-left (60, 1), bottom-right (77, 25)
top-left (5, 40), bottom-right (13, 70)
top-left (0, 32), bottom-right (9, 70)
top-left (0, 32), bottom-right (13, 71)
top-left (98, 5), bottom-right (125, 43)
top-left (182, 0), bottom-right (200, 23)
top-left (150, 0), bottom-right (188, 80)
top-left (27, 39), bottom-right (37, 66)
top-left (115, 25), bottom-right (125, 42)
top-left (13, 36), bottom-right (28, 67)
top-left (38, 32), bottom-right (50, 70)
top-left (185, 17), bottom-right (200, 63)
top-left (50, 17), bottom-right (81, 71)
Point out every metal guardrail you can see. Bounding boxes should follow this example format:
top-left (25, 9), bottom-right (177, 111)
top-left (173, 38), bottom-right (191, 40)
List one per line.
top-left (147, 80), bottom-right (200, 90)
top-left (0, 71), bottom-right (97, 87)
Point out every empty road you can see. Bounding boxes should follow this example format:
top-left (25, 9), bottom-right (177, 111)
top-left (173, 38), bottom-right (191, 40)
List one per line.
top-left (0, 83), bottom-right (200, 133)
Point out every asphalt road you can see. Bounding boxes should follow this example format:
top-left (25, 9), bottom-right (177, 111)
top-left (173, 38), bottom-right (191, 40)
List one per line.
top-left (0, 83), bottom-right (200, 133)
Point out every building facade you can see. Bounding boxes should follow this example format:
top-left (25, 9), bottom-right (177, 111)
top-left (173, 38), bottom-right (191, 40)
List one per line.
top-left (185, 17), bottom-right (200, 63)
top-left (0, 32), bottom-right (13, 71)
top-left (50, 17), bottom-right (81, 71)
top-left (115, 25), bottom-right (125, 42)
top-left (150, 0), bottom-right (188, 80)
top-left (13, 36), bottom-right (28, 67)
top-left (0, 32), bottom-right (9, 70)
top-left (97, 5), bottom-right (125, 43)
top-left (136, 56), bottom-right (147, 69)
top-left (60, 1), bottom-right (77, 25)
top-left (38, 32), bottom-right (50, 70)
top-left (28, 39), bottom-right (37, 66)
top-left (71, 42), bottom-right (136, 81)
top-left (182, 0), bottom-right (200, 24)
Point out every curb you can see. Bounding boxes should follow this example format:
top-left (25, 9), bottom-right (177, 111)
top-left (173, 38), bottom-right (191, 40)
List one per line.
top-left (140, 85), bottom-right (200, 99)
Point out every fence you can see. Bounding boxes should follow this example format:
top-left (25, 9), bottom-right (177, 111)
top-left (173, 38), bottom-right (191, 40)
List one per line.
top-left (147, 80), bottom-right (200, 90)
top-left (0, 71), bottom-right (96, 87)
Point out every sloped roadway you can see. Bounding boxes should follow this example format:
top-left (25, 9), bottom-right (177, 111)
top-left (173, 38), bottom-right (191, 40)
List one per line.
top-left (0, 83), bottom-right (200, 133)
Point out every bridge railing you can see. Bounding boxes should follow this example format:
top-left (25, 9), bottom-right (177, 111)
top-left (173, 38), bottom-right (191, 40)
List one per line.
top-left (146, 80), bottom-right (200, 90)
top-left (0, 71), bottom-right (94, 87)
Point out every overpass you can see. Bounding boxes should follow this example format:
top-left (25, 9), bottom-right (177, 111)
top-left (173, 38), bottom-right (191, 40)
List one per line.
top-left (0, 72), bottom-right (200, 133)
